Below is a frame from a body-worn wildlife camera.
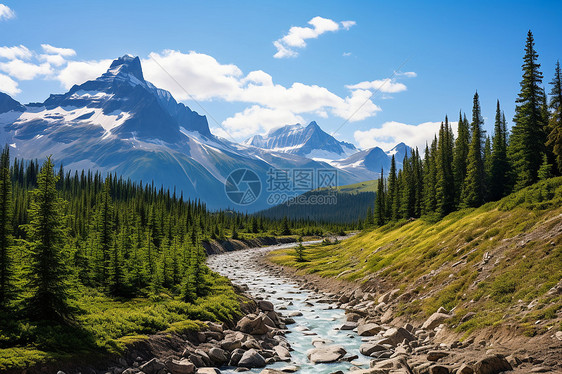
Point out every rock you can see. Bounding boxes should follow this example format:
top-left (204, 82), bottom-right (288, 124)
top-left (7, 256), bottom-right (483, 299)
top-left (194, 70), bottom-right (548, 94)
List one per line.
top-left (274, 345), bottom-right (291, 361)
top-left (428, 365), bottom-right (449, 374)
top-left (279, 366), bottom-right (299, 373)
top-left (473, 354), bottom-right (512, 374)
top-left (382, 327), bottom-right (416, 346)
top-left (196, 369), bottom-right (221, 374)
top-left (258, 300), bottom-right (274, 311)
top-left (288, 311), bottom-right (303, 317)
top-left (422, 312), bottom-right (452, 330)
top-left (505, 355), bottom-right (521, 368)
top-left (357, 323), bottom-right (382, 336)
top-left (238, 349), bottom-right (267, 368)
top-left (378, 289), bottom-right (400, 304)
top-left (530, 367), bottom-right (550, 373)
top-left (436, 307), bottom-right (448, 314)
top-left (460, 312), bottom-right (476, 323)
top-left (189, 354), bottom-right (207, 368)
top-left (229, 348), bottom-right (245, 366)
top-left (555, 331), bottom-right (562, 341)
top-left (340, 321), bottom-right (358, 330)
top-left (359, 343), bottom-right (387, 356)
top-left (166, 359), bottom-right (196, 374)
top-left (307, 345), bottom-right (347, 363)
top-left (456, 364), bottom-right (474, 374)
top-left (139, 358), bottom-right (166, 374)
top-left (259, 370), bottom-right (285, 374)
top-left (346, 313), bottom-right (362, 322)
top-left (237, 315), bottom-right (270, 335)
top-left (427, 351), bottom-right (449, 362)
top-left (221, 339), bottom-right (242, 352)
top-left (208, 347), bottom-right (229, 365)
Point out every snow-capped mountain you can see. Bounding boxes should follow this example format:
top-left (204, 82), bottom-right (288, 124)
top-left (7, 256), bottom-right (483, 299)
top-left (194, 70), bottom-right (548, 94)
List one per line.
top-left (332, 143), bottom-right (413, 180)
top-left (245, 121), bottom-right (357, 160)
top-left (0, 55), bottom-right (364, 211)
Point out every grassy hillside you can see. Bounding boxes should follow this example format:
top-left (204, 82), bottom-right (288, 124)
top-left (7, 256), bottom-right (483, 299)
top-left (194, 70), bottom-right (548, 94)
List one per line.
top-left (269, 177), bottom-right (562, 336)
top-left (0, 274), bottom-right (239, 370)
top-left (333, 180), bottom-right (378, 193)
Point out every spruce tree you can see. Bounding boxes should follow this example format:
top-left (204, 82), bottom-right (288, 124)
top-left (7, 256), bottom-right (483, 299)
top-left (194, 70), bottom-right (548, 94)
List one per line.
top-left (423, 139), bottom-right (438, 214)
top-left (436, 118), bottom-right (455, 215)
top-left (453, 112), bottom-right (470, 206)
top-left (547, 60), bottom-right (562, 174)
top-left (490, 100), bottom-right (510, 200)
top-left (374, 169), bottom-right (386, 226)
top-left (538, 154), bottom-right (553, 180)
top-left (461, 92), bottom-right (486, 208)
top-left (96, 179), bottom-right (114, 288)
top-left (0, 146), bottom-right (12, 308)
top-left (24, 157), bottom-right (73, 321)
top-left (508, 30), bottom-right (548, 189)
top-left (386, 156), bottom-right (397, 220)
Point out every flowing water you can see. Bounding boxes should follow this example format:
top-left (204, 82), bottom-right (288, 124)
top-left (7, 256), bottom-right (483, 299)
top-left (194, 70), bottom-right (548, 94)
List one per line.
top-left (207, 242), bottom-right (368, 374)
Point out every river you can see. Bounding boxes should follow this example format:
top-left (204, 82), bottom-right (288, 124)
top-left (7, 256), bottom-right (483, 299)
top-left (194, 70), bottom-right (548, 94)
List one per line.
top-left (207, 241), bottom-right (368, 374)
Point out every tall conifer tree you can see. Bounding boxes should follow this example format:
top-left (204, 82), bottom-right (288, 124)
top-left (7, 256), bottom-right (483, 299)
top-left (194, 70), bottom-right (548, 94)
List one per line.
top-left (547, 60), bottom-right (562, 173)
top-left (0, 146), bottom-right (12, 307)
top-left (461, 92), bottom-right (486, 207)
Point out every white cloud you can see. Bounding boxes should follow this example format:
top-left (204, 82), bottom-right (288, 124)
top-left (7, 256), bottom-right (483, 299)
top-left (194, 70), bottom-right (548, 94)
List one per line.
top-left (354, 121), bottom-right (458, 151)
top-left (343, 52), bottom-right (352, 57)
top-left (0, 60), bottom-right (52, 80)
top-left (41, 44), bottom-right (76, 57)
top-left (341, 21), bottom-right (356, 30)
top-left (222, 105), bottom-right (305, 138)
top-left (0, 45), bottom-right (32, 60)
top-left (0, 4), bottom-right (15, 21)
top-left (57, 59), bottom-right (112, 89)
top-left (143, 50), bottom-right (242, 101)
top-left (396, 71), bottom-right (417, 78)
top-left (273, 16), bottom-right (354, 58)
top-left (142, 49), bottom-right (381, 135)
top-left (39, 53), bottom-right (67, 66)
top-left (0, 73), bottom-right (20, 95)
top-left (347, 78), bottom-right (407, 93)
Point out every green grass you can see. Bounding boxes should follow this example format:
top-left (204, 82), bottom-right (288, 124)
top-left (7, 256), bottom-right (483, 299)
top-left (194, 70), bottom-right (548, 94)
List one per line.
top-left (269, 177), bottom-right (562, 334)
top-left (330, 180), bottom-right (378, 194)
top-left (0, 273), bottom-right (240, 370)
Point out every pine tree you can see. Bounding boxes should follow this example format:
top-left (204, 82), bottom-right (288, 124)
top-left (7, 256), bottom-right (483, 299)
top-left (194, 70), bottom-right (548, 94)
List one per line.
top-left (547, 60), bottom-right (562, 174)
top-left (483, 135), bottom-right (492, 198)
top-left (423, 139), bottom-right (438, 214)
top-left (0, 146), bottom-right (12, 307)
top-left (436, 118), bottom-right (455, 215)
top-left (508, 30), bottom-right (548, 189)
top-left (386, 156), bottom-right (397, 220)
top-left (538, 153), bottom-right (553, 180)
top-left (24, 157), bottom-right (73, 321)
top-left (374, 169), bottom-right (386, 226)
top-left (490, 100), bottom-right (510, 200)
top-left (461, 92), bottom-right (486, 208)
top-left (96, 179), bottom-right (114, 288)
top-left (453, 112), bottom-right (470, 206)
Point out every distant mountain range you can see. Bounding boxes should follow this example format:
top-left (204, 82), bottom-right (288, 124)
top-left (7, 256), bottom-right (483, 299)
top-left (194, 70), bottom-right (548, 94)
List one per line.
top-left (0, 54), bottom-right (411, 211)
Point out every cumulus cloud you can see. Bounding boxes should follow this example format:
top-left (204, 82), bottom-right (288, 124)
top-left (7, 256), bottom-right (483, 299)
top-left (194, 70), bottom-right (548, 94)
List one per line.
top-left (347, 78), bottom-right (407, 93)
top-left (0, 45), bottom-right (32, 60)
top-left (0, 60), bottom-right (52, 80)
top-left (273, 16), bottom-right (355, 58)
top-left (0, 73), bottom-right (20, 95)
top-left (57, 59), bottom-right (112, 89)
top-left (354, 121), bottom-right (458, 151)
top-left (142, 49), bottom-right (381, 136)
top-left (222, 105), bottom-right (305, 138)
top-left (41, 44), bottom-right (76, 57)
top-left (0, 4), bottom-right (14, 21)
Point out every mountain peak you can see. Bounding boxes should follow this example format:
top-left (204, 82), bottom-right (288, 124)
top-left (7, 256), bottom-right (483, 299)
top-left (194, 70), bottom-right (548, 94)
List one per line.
top-left (105, 55), bottom-right (144, 82)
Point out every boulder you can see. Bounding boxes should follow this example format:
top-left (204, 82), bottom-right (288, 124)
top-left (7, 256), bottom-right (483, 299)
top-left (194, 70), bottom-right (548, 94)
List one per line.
top-left (139, 358), bottom-right (166, 374)
top-left (340, 321), bottom-right (358, 330)
top-left (166, 359), bottom-right (196, 374)
top-left (307, 345), bottom-right (347, 363)
top-left (359, 343), bottom-right (387, 356)
top-left (258, 300), bottom-right (274, 311)
top-left (274, 345), bottom-right (291, 361)
top-left (357, 323), bottom-right (382, 336)
top-left (382, 327), bottom-right (415, 346)
top-left (208, 347), bottom-right (229, 365)
top-left (427, 351), bottom-right (449, 362)
top-left (196, 369), bottom-right (221, 374)
top-left (237, 315), bottom-right (270, 335)
top-left (238, 349), bottom-right (267, 368)
top-left (457, 364), bottom-right (474, 374)
top-left (229, 348), bottom-right (245, 366)
top-left (421, 313), bottom-right (452, 330)
top-left (473, 354), bottom-right (512, 374)
top-left (220, 339), bottom-right (242, 352)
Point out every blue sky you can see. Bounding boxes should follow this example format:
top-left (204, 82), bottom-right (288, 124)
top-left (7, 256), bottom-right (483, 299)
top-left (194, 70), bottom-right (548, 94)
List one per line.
top-left (1, 0), bottom-right (561, 150)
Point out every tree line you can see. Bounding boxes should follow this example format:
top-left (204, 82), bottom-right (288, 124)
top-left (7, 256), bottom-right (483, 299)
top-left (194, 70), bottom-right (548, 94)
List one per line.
top-left (368, 31), bottom-right (562, 226)
top-left (0, 153), bottom-right (311, 322)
